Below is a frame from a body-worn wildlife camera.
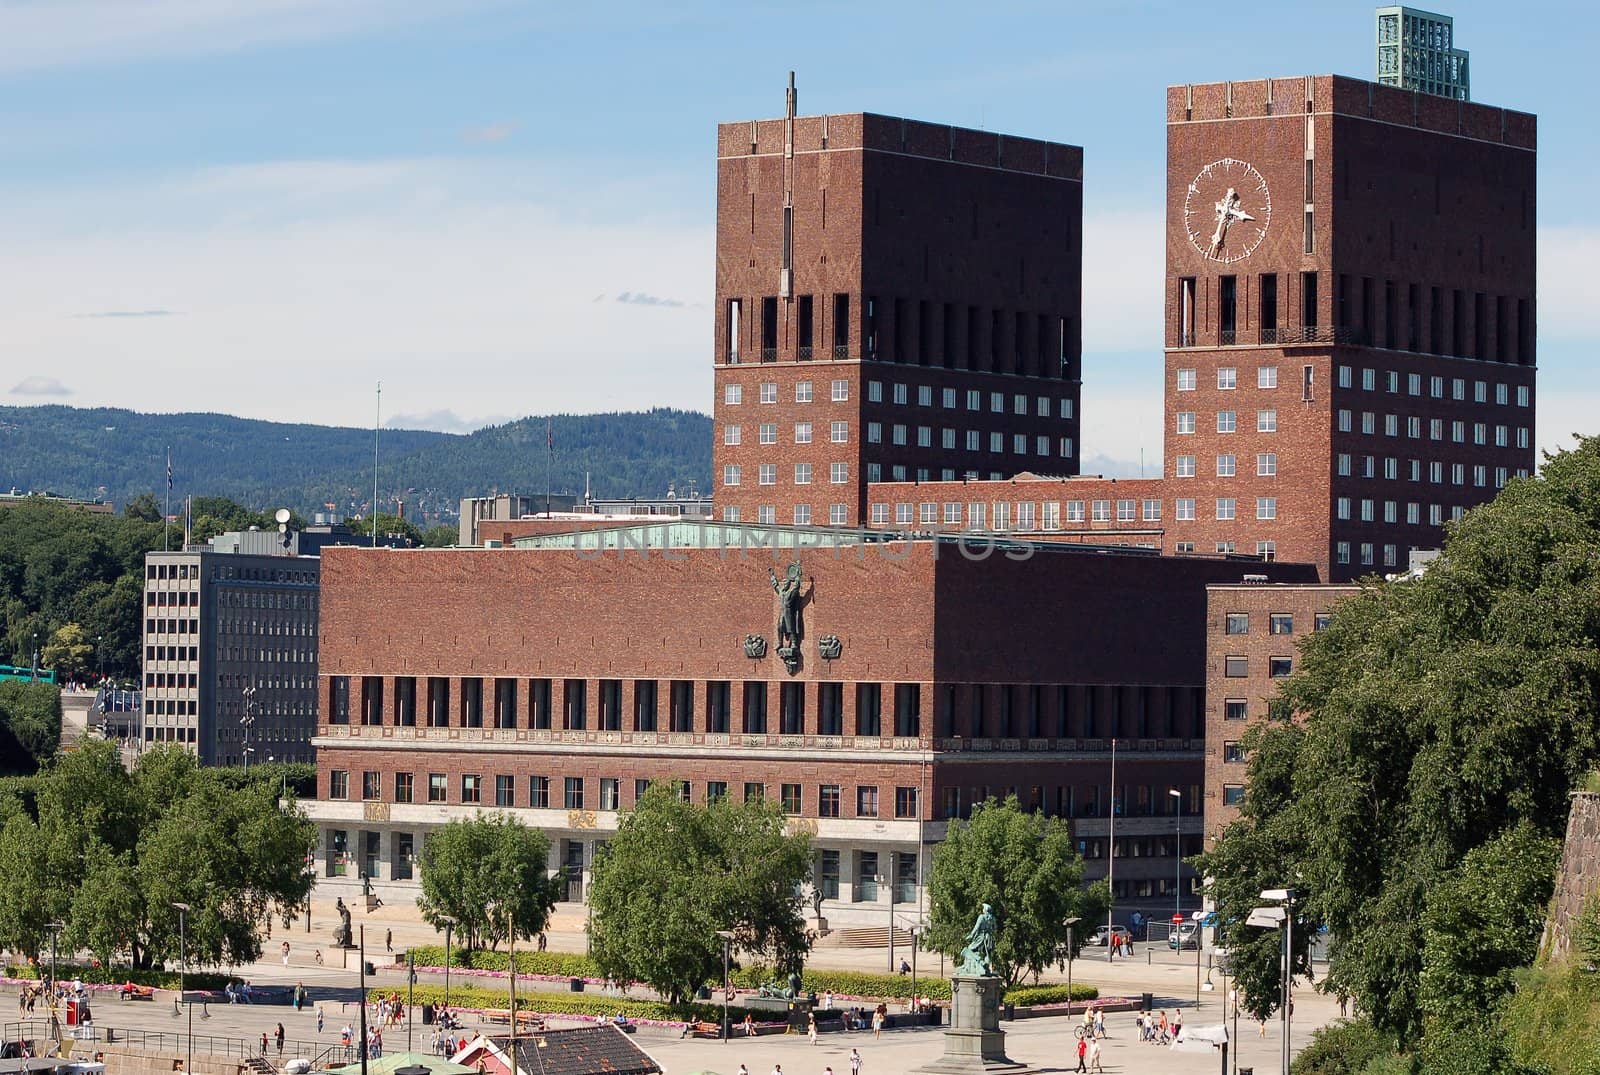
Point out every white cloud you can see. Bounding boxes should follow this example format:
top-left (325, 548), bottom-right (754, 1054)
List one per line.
top-left (1537, 225), bottom-right (1599, 342)
top-left (10, 375), bottom-right (73, 396)
top-left (462, 123), bottom-right (519, 145)
top-left (1081, 209), bottom-right (1163, 352)
top-left (387, 410), bottom-right (513, 434)
top-left (0, 157), bottom-right (713, 430)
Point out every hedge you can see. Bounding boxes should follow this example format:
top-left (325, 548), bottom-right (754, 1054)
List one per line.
top-left (732, 967), bottom-right (953, 1001)
top-left (373, 984), bottom-right (718, 1025)
top-left (1002, 984), bottom-right (1100, 1007)
top-left (5, 963), bottom-right (232, 990)
top-left (403, 946), bottom-right (598, 979)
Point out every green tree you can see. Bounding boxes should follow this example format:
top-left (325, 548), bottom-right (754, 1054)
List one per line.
top-left (416, 814), bottom-right (560, 952)
top-left (367, 513), bottom-right (422, 546)
top-left (422, 525), bottom-right (457, 548)
top-left (587, 782), bottom-right (813, 1003)
top-left (123, 493), bottom-right (162, 522)
top-left (0, 741), bottom-right (315, 968)
top-left (1203, 435), bottom-right (1600, 1051)
top-left (0, 681), bottom-right (62, 771)
top-left (41, 622), bottom-right (93, 683)
top-left (925, 795), bottom-right (1107, 989)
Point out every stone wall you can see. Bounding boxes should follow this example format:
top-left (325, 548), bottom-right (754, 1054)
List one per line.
top-left (1544, 790), bottom-right (1600, 961)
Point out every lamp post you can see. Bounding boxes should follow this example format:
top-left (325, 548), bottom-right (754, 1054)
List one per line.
top-left (436, 915), bottom-right (456, 1017)
top-left (715, 929), bottom-right (736, 1042)
top-left (31, 632), bottom-right (39, 681)
top-left (1168, 789), bottom-right (1183, 928)
top-left (240, 686), bottom-right (256, 773)
top-left (96, 635), bottom-right (104, 685)
top-left (1248, 889), bottom-right (1295, 1075)
top-left (1063, 916), bottom-right (1080, 1013)
top-left (172, 902), bottom-right (192, 1074)
top-left (46, 919), bottom-right (64, 987)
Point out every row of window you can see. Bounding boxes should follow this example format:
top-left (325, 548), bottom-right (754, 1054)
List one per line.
top-left (1335, 410), bottom-right (1529, 449)
top-left (863, 496), bottom-right (1278, 526)
top-left (867, 382), bottom-right (1076, 419)
top-left (1223, 611), bottom-right (1331, 636)
top-left (1222, 655), bottom-right (1294, 679)
top-left (1175, 453), bottom-right (1278, 477)
top-left (146, 617), bottom-right (198, 635)
top-left (145, 645), bottom-right (198, 663)
top-left (725, 379), bottom-right (850, 405)
top-left (329, 678), bottom-right (1204, 742)
top-left (1338, 496), bottom-right (1495, 524)
top-left (1175, 409), bottom-right (1280, 434)
top-left (1175, 366), bottom-right (1281, 391)
top-left (723, 420), bottom-right (849, 446)
top-left (146, 562), bottom-right (316, 585)
top-left (1338, 454), bottom-right (1528, 486)
top-left (1336, 366), bottom-right (1530, 405)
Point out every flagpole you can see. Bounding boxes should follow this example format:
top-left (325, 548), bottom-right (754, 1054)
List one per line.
top-left (1108, 736), bottom-right (1117, 963)
top-left (372, 382), bottom-right (381, 547)
top-left (164, 447), bottom-right (172, 551)
top-left (545, 418), bottom-right (552, 517)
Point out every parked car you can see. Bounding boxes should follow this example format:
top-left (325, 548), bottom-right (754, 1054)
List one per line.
top-left (1169, 921), bottom-right (1201, 950)
top-left (1090, 925), bottom-right (1131, 947)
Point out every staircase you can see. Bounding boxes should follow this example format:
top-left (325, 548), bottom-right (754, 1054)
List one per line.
top-left (244, 1057), bottom-right (276, 1075)
top-left (814, 925), bottom-right (916, 948)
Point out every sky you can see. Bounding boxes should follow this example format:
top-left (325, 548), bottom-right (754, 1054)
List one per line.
top-left (0, 0), bottom-right (1592, 477)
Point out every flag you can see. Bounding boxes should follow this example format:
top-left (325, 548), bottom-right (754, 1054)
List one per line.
top-left (166, 451), bottom-right (173, 491)
top-left (546, 418), bottom-right (553, 451)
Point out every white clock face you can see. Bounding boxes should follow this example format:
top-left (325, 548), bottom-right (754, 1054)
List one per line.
top-left (1184, 158), bottom-right (1271, 264)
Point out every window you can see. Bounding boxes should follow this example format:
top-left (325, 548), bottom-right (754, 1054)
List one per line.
top-left (1314, 613), bottom-right (1333, 631)
top-left (723, 464), bottom-right (741, 486)
top-left (795, 422), bottom-right (812, 444)
top-left (857, 786), bottom-right (880, 818)
top-left (759, 423), bottom-right (776, 445)
top-left (857, 852), bottom-right (880, 901)
top-left (1218, 367), bottom-right (1237, 390)
top-left (1270, 613), bottom-right (1294, 635)
top-left (1257, 452), bottom-right (1277, 476)
top-left (1176, 455), bottom-right (1196, 478)
top-left (1225, 613), bottom-right (1249, 635)
top-left (819, 784), bottom-right (841, 818)
top-left (564, 776), bottom-right (584, 809)
top-left (830, 462), bottom-right (849, 485)
top-left (529, 775), bottom-right (549, 808)
top-left (705, 781), bottom-right (727, 804)
top-left (1224, 656), bottom-right (1248, 677)
top-left (1258, 366), bottom-right (1278, 389)
top-left (781, 783), bottom-right (802, 814)
top-left (1177, 412), bottom-right (1196, 434)
top-left (1175, 498), bottom-right (1196, 521)
top-left (329, 770), bottom-right (349, 799)
top-left (1216, 454), bottom-right (1236, 477)
top-left (758, 464), bottom-right (775, 486)
top-left (461, 774), bottom-right (481, 804)
top-left (794, 463), bottom-right (812, 485)
top-left (1269, 657), bottom-right (1293, 678)
top-left (1143, 500), bottom-right (1161, 521)
top-left (495, 774), bottom-right (515, 807)
top-left (819, 849), bottom-right (841, 898)
top-left (1217, 411), bottom-right (1237, 433)
top-left (1177, 368), bottom-right (1196, 391)
top-left (1224, 742), bottom-right (1247, 764)
top-left (894, 383), bottom-right (909, 405)
top-left (724, 384), bottom-right (742, 405)
top-left (1337, 541), bottom-right (1350, 564)
top-left (1116, 499), bottom-right (1136, 522)
top-left (1223, 785), bottom-right (1246, 806)
top-left (795, 381), bottom-right (813, 403)
top-left (895, 786), bottom-right (919, 819)
top-left (1257, 409), bottom-right (1278, 432)
top-left (830, 420), bottom-right (848, 444)
top-left (760, 382), bottom-right (777, 404)
top-left (428, 773), bottom-right (447, 802)
top-left (724, 425), bottom-right (741, 445)
top-left (1257, 497), bottom-right (1277, 519)
top-left (867, 422), bottom-right (882, 443)
top-left (1224, 699), bottom-right (1248, 721)
top-left (1216, 498), bottom-right (1236, 521)
top-left (394, 772), bottom-right (413, 803)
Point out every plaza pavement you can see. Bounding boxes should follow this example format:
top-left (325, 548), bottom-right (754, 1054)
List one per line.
top-left (4, 896), bottom-right (1337, 1075)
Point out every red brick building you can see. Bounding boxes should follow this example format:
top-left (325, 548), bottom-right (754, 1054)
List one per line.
top-left (865, 75), bottom-right (1536, 582)
top-left (713, 86), bottom-right (1084, 529)
top-left (1202, 581), bottom-right (1359, 837)
top-left (311, 533), bottom-right (1312, 924)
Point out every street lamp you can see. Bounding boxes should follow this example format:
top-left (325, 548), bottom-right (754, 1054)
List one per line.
top-left (1062, 916), bottom-right (1081, 1013)
top-left (31, 632), bottom-right (39, 681)
top-left (240, 686), bottom-right (257, 772)
top-left (715, 930), bottom-right (736, 1042)
top-left (1168, 789), bottom-right (1183, 926)
top-left (96, 635), bottom-right (104, 684)
top-left (438, 915), bottom-right (456, 1016)
top-left (1248, 888), bottom-right (1296, 1075)
top-left (172, 902), bottom-right (192, 1074)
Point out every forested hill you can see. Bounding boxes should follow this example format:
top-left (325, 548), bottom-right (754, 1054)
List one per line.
top-left (0, 405), bottom-right (712, 520)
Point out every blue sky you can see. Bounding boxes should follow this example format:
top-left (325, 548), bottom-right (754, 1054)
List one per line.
top-left (0, 0), bottom-right (1591, 476)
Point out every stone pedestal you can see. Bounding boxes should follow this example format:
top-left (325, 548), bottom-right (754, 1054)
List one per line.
top-left (912, 977), bottom-right (1034, 1075)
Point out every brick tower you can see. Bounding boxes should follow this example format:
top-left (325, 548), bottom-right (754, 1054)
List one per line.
top-left (713, 76), bottom-right (1084, 527)
top-left (1163, 74), bottom-right (1535, 580)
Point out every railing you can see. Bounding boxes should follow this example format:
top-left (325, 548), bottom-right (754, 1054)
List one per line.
top-left (760, 347), bottom-right (777, 362)
top-left (0, 1019), bottom-right (343, 1066)
top-left (1218, 329), bottom-right (1237, 346)
top-left (797, 345), bottom-right (813, 360)
top-left (832, 345), bottom-right (851, 360)
top-left (1259, 326), bottom-right (1279, 344)
top-left (1272, 325), bottom-right (1371, 345)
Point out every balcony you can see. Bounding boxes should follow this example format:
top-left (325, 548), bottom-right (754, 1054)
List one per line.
top-left (760, 347), bottom-right (778, 362)
top-left (1272, 325), bottom-right (1372, 346)
top-left (833, 345), bottom-right (851, 360)
top-left (797, 345), bottom-right (813, 360)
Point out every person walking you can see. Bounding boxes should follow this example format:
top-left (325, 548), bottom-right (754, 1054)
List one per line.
top-left (1094, 1008), bottom-right (1105, 1039)
top-left (872, 1004), bottom-right (884, 1040)
top-left (1088, 1036), bottom-right (1104, 1072)
top-left (849, 1048), bottom-right (862, 1075)
top-left (275, 1024), bottom-right (285, 1056)
top-left (737, 1066), bottom-right (748, 1075)
top-left (1074, 1030), bottom-right (1088, 1072)
top-left (385, 929), bottom-right (392, 953)
top-left (281, 941), bottom-right (291, 967)
top-left (807, 1012), bottom-right (818, 1045)
top-left (317, 1007), bottom-right (325, 1034)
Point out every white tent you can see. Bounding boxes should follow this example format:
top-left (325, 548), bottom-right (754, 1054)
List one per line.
top-left (1170, 1023), bottom-right (1229, 1053)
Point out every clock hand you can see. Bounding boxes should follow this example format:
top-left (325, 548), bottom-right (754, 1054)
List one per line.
top-left (1210, 188), bottom-right (1240, 253)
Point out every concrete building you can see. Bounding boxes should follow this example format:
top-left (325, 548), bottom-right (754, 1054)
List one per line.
top-left (311, 528), bottom-right (1313, 921)
top-left (142, 529), bottom-right (320, 764)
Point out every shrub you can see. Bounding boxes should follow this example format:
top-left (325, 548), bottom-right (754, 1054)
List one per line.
top-left (1002, 983), bottom-right (1099, 1006)
top-left (1290, 1017), bottom-right (1401, 1075)
top-left (732, 967), bottom-right (954, 1001)
top-left (403, 946), bottom-right (599, 979)
top-left (5, 963), bottom-right (231, 990)
top-left (373, 985), bottom-right (717, 1024)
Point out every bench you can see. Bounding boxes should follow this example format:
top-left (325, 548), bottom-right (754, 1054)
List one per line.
top-left (689, 1022), bottom-right (721, 1038)
top-left (119, 985), bottom-right (156, 1002)
top-left (480, 1011), bottom-right (545, 1030)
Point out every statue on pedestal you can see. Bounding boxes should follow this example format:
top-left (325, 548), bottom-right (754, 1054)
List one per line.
top-left (957, 903), bottom-right (998, 977)
top-left (332, 897), bottom-right (353, 949)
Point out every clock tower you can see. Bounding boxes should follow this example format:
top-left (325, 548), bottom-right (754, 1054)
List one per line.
top-left (1163, 75), bottom-right (1535, 581)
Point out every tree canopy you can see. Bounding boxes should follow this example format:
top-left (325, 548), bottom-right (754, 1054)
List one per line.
top-left (416, 814), bottom-right (561, 952)
top-left (1198, 435), bottom-right (1600, 1065)
top-left (587, 782), bottom-right (814, 1003)
top-left (925, 794), bottom-right (1107, 989)
top-left (0, 740), bottom-right (316, 968)
top-left (0, 681), bottom-right (62, 774)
